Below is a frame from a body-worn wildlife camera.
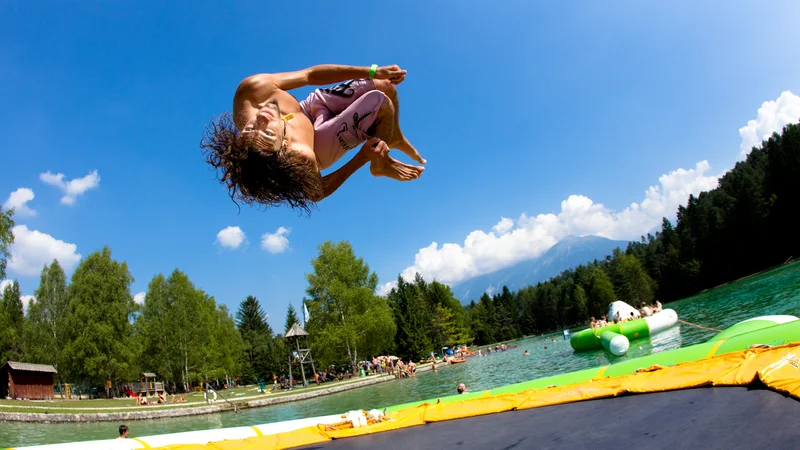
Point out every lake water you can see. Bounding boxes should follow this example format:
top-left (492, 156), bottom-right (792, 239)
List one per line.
top-left (3, 261), bottom-right (800, 448)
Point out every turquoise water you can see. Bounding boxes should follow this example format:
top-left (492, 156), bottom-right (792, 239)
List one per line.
top-left (3, 262), bottom-right (800, 448)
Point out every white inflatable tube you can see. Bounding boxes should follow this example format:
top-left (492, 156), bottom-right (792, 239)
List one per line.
top-left (644, 308), bottom-right (678, 334)
top-left (600, 331), bottom-right (630, 356)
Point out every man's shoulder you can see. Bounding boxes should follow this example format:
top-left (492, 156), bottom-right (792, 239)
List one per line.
top-left (235, 74), bottom-right (282, 99)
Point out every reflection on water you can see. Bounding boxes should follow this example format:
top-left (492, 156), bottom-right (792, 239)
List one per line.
top-left (3, 262), bottom-right (800, 448)
top-left (648, 325), bottom-right (684, 353)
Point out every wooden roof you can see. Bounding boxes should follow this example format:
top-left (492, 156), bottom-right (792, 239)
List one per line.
top-left (3, 361), bottom-right (58, 373)
top-left (285, 323), bottom-right (309, 337)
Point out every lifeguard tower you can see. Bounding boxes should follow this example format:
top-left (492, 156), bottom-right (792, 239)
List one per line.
top-left (286, 323), bottom-right (316, 387)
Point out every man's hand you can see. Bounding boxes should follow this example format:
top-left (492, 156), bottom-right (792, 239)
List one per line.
top-left (374, 65), bottom-right (407, 84)
top-left (359, 137), bottom-right (391, 161)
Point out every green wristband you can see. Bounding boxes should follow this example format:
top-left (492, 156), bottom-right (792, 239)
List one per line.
top-left (369, 64), bottom-right (378, 79)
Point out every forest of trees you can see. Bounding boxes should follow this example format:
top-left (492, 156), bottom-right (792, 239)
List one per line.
top-left (0, 121), bottom-right (798, 392)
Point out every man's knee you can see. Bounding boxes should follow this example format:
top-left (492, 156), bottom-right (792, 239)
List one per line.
top-left (372, 79), bottom-right (397, 98)
top-left (377, 92), bottom-right (395, 120)
top-left (368, 92), bottom-right (394, 141)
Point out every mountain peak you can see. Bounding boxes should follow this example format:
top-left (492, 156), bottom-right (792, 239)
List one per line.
top-left (555, 235), bottom-right (605, 245)
top-left (451, 235), bottom-right (628, 303)
top-left (548, 235), bottom-right (610, 254)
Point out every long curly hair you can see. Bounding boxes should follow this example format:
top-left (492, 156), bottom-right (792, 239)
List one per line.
top-left (200, 113), bottom-right (324, 214)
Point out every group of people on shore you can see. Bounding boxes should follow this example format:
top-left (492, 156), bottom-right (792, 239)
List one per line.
top-left (365, 355), bottom-right (397, 375)
top-left (281, 368), bottom-right (354, 390)
top-left (313, 370), bottom-right (342, 385)
top-left (135, 391), bottom-right (187, 406)
top-left (362, 355), bottom-right (418, 379)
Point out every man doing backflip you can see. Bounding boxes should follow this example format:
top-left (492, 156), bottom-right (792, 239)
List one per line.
top-left (201, 63), bottom-right (426, 213)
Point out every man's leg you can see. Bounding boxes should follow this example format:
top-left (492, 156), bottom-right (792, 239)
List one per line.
top-left (372, 79), bottom-right (426, 164)
top-left (368, 93), bottom-right (395, 144)
top-left (367, 96), bottom-right (424, 181)
top-left (306, 78), bottom-right (424, 163)
top-left (313, 89), bottom-right (423, 181)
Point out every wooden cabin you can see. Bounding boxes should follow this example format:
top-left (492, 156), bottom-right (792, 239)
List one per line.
top-left (0, 361), bottom-right (58, 400)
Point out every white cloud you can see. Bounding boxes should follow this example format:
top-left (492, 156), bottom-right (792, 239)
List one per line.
top-left (39, 170), bottom-right (101, 205)
top-left (215, 226), bottom-right (246, 249)
top-left (738, 91), bottom-right (800, 158)
top-left (492, 217), bottom-right (514, 235)
top-left (261, 227), bottom-right (291, 254)
top-left (376, 284), bottom-right (394, 297)
top-left (133, 292), bottom-right (146, 305)
top-left (7, 225), bottom-right (82, 277)
top-left (20, 295), bottom-right (34, 314)
top-left (379, 91), bottom-right (798, 296)
top-left (3, 188), bottom-right (37, 217)
top-left (379, 161), bottom-right (720, 291)
top-left (0, 279), bottom-right (12, 293)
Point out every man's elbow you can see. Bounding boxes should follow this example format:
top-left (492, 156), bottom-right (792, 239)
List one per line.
top-left (314, 185), bottom-right (332, 202)
top-left (309, 179), bottom-right (330, 203)
top-left (309, 191), bottom-right (326, 202)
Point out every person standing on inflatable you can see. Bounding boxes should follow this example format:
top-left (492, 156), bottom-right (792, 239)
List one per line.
top-left (201, 64), bottom-right (426, 213)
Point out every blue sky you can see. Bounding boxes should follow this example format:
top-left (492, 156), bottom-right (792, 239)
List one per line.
top-left (2, 1), bottom-right (800, 332)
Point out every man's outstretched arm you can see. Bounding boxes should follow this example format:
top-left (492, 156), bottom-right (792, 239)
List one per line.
top-left (315, 151), bottom-right (370, 201)
top-left (305, 64), bottom-right (406, 86)
top-left (241, 65), bottom-right (406, 93)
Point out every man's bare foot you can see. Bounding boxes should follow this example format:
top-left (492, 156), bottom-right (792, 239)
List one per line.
top-left (370, 154), bottom-right (424, 181)
top-left (390, 138), bottom-right (427, 165)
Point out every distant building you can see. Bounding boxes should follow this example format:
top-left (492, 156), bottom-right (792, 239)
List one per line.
top-left (129, 372), bottom-right (164, 397)
top-left (1, 361), bottom-right (58, 400)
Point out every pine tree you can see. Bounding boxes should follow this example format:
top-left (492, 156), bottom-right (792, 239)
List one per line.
top-left (588, 268), bottom-right (616, 318)
top-left (285, 304), bottom-right (300, 333)
top-left (0, 207), bottom-right (14, 281)
top-left (235, 296), bottom-right (277, 383)
top-left (1, 280), bottom-right (24, 364)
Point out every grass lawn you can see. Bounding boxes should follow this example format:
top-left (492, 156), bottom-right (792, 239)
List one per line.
top-left (0, 373), bottom-right (394, 414)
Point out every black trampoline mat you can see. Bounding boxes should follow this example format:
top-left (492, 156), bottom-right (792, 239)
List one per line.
top-left (296, 386), bottom-right (800, 450)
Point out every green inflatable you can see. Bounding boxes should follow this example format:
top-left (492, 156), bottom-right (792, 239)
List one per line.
top-left (571, 308), bottom-right (678, 355)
